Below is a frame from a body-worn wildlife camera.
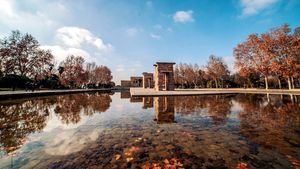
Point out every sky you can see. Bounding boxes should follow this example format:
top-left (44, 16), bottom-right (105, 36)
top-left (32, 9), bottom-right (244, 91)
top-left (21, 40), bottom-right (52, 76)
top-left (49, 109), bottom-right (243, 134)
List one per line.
top-left (0, 0), bottom-right (299, 84)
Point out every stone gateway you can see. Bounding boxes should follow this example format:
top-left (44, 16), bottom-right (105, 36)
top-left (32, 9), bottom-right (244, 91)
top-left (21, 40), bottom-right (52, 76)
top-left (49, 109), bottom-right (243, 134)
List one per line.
top-left (142, 72), bottom-right (154, 89)
top-left (153, 62), bottom-right (176, 91)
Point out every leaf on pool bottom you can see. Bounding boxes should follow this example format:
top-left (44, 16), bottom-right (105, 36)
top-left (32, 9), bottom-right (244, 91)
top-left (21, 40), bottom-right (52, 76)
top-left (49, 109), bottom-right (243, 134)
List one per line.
top-left (126, 157), bottom-right (134, 162)
top-left (114, 154), bottom-right (121, 160)
top-left (236, 162), bottom-right (248, 169)
top-left (141, 158), bottom-right (184, 169)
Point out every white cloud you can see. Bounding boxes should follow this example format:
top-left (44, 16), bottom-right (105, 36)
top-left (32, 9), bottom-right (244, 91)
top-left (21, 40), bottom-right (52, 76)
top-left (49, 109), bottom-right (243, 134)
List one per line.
top-left (173, 10), bottom-right (194, 23)
top-left (44, 127), bottom-right (103, 156)
top-left (56, 27), bottom-right (113, 51)
top-left (222, 56), bottom-right (235, 73)
top-left (0, 0), bottom-right (66, 33)
top-left (150, 33), bottom-right (161, 40)
top-left (116, 64), bottom-right (125, 72)
top-left (167, 27), bottom-right (173, 32)
top-left (0, 0), bottom-right (16, 18)
top-left (240, 0), bottom-right (279, 16)
top-left (153, 24), bottom-right (163, 30)
top-left (40, 45), bottom-right (91, 64)
top-left (146, 1), bottom-right (153, 8)
top-left (40, 27), bottom-right (113, 65)
top-left (126, 27), bottom-right (139, 37)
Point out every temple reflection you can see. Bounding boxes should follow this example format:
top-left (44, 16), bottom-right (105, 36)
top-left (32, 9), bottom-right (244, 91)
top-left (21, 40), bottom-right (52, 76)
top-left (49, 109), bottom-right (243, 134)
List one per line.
top-left (120, 91), bottom-right (131, 99)
top-left (128, 96), bottom-right (175, 123)
top-left (130, 96), bottom-right (143, 103)
top-left (154, 97), bottom-right (175, 123)
top-left (142, 97), bottom-right (153, 109)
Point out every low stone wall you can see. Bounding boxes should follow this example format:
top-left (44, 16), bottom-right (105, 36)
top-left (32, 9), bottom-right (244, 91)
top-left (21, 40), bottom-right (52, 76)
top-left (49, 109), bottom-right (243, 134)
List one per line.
top-left (130, 88), bottom-right (300, 96)
top-left (0, 89), bottom-right (112, 100)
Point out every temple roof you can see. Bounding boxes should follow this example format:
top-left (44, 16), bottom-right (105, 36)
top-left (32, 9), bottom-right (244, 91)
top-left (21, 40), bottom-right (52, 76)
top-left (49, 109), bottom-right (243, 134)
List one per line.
top-left (153, 62), bottom-right (176, 66)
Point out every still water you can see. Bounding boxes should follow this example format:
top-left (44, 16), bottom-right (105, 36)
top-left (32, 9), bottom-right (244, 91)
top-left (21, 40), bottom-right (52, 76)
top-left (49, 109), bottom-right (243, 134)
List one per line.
top-left (0, 92), bottom-right (299, 169)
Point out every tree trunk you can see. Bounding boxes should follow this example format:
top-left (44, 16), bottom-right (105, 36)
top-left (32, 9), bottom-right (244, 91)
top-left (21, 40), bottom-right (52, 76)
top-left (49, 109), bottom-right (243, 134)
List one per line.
top-left (264, 76), bottom-right (268, 90)
top-left (287, 77), bottom-right (292, 90)
top-left (278, 78), bottom-right (281, 89)
top-left (291, 77), bottom-right (295, 89)
top-left (193, 81), bottom-right (197, 88)
top-left (290, 94), bottom-right (294, 103)
top-left (221, 80), bottom-right (224, 88)
top-left (214, 79), bottom-right (218, 88)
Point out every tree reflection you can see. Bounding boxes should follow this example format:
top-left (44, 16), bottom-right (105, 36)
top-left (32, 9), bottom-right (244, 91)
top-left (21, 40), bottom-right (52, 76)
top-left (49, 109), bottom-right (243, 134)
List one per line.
top-left (237, 94), bottom-right (300, 167)
top-left (174, 96), bottom-right (206, 114)
top-left (54, 93), bottom-right (112, 124)
top-left (0, 93), bottom-right (112, 155)
top-left (205, 95), bottom-right (232, 125)
top-left (174, 95), bottom-right (232, 125)
top-left (0, 98), bottom-right (53, 154)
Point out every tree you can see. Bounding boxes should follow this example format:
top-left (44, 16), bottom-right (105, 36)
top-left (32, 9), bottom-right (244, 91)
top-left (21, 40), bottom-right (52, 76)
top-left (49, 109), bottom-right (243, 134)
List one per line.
top-left (295, 27), bottom-right (300, 37)
top-left (234, 33), bottom-right (274, 89)
top-left (206, 55), bottom-right (230, 88)
top-left (94, 65), bottom-right (113, 86)
top-left (59, 55), bottom-right (88, 88)
top-left (269, 24), bottom-right (299, 89)
top-left (58, 66), bottom-right (65, 77)
top-left (0, 30), bottom-right (53, 79)
top-left (234, 24), bottom-right (300, 90)
top-left (174, 63), bottom-right (206, 88)
top-left (86, 62), bottom-right (97, 84)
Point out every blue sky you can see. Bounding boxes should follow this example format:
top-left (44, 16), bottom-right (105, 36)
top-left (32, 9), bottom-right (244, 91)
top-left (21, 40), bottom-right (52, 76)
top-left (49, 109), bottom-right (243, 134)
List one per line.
top-left (0, 0), bottom-right (299, 84)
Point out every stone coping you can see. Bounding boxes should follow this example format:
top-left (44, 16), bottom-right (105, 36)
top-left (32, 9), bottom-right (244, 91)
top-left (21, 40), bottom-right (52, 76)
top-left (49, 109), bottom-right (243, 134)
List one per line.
top-left (130, 88), bottom-right (300, 96)
top-left (0, 89), bottom-right (112, 100)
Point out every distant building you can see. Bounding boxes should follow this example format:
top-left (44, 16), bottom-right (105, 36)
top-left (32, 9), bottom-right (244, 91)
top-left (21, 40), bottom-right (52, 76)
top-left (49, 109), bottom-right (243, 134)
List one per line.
top-left (121, 61), bottom-right (176, 91)
top-left (142, 72), bottom-right (154, 88)
top-left (120, 76), bottom-right (143, 88)
top-left (120, 80), bottom-right (131, 88)
top-left (130, 76), bottom-right (143, 87)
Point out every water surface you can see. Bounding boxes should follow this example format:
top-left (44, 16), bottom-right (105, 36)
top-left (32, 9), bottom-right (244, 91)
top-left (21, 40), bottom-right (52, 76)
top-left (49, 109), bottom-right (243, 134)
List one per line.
top-left (0, 92), bottom-right (299, 169)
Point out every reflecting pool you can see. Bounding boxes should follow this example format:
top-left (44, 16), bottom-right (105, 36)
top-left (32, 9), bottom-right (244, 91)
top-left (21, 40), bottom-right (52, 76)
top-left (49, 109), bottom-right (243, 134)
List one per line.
top-left (0, 92), bottom-right (299, 168)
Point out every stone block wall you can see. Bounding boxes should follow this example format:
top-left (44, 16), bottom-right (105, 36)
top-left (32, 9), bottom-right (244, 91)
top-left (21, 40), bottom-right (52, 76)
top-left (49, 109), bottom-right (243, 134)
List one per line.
top-left (121, 80), bottom-right (131, 87)
top-left (130, 77), bottom-right (143, 87)
top-left (142, 72), bottom-right (154, 88)
top-left (154, 62), bottom-right (175, 91)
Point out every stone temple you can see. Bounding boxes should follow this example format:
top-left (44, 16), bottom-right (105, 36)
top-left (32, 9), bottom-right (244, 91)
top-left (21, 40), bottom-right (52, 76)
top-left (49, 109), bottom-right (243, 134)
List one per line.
top-left (142, 72), bottom-right (154, 88)
top-left (153, 62), bottom-right (175, 91)
top-left (121, 62), bottom-right (176, 91)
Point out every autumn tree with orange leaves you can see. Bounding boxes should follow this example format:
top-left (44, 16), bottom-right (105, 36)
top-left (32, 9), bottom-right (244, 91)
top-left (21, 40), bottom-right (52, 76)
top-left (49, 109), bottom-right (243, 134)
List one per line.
top-left (0, 30), bottom-right (54, 80)
top-left (269, 24), bottom-right (299, 89)
top-left (59, 55), bottom-right (88, 88)
top-left (205, 55), bottom-right (230, 88)
top-left (174, 63), bottom-right (206, 88)
top-left (86, 62), bottom-right (113, 87)
top-left (234, 24), bottom-right (300, 90)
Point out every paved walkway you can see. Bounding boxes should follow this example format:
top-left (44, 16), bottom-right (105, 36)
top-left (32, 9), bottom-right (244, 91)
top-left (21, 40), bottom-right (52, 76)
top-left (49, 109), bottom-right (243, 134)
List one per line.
top-left (0, 89), bottom-right (111, 100)
top-left (130, 88), bottom-right (300, 96)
